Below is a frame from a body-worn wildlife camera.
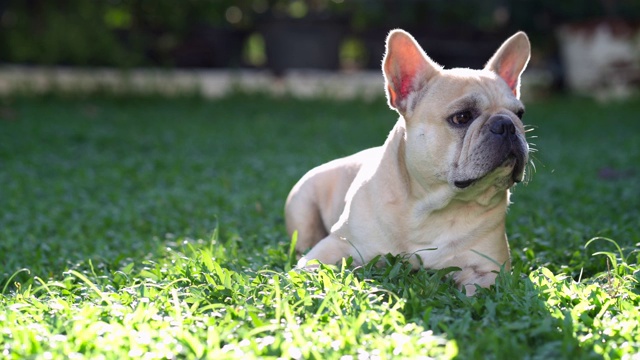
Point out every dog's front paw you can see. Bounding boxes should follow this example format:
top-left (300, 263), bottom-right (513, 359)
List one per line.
top-left (296, 256), bottom-right (319, 269)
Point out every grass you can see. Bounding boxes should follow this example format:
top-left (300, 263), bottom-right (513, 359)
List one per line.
top-left (0, 94), bottom-right (639, 359)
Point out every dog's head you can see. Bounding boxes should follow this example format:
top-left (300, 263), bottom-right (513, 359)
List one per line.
top-left (382, 29), bottom-right (531, 195)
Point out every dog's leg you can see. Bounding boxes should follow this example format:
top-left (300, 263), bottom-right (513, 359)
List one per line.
top-left (296, 234), bottom-right (353, 268)
top-left (459, 271), bottom-right (498, 296)
top-left (455, 261), bottom-right (505, 296)
top-left (285, 190), bottom-right (328, 253)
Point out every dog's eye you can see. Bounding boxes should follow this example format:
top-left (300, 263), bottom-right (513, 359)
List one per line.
top-left (515, 109), bottom-right (525, 119)
top-left (449, 111), bottom-right (473, 126)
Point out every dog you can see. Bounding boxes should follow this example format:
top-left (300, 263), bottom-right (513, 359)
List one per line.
top-left (285, 29), bottom-right (531, 295)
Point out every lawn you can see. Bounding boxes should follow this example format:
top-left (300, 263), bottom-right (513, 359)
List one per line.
top-left (0, 94), bottom-right (639, 359)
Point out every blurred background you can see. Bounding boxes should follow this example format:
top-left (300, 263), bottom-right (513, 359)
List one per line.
top-left (0, 0), bottom-right (639, 99)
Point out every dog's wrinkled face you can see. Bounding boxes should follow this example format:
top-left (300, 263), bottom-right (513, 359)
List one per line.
top-left (417, 70), bottom-right (529, 190)
top-left (383, 30), bottom-right (531, 195)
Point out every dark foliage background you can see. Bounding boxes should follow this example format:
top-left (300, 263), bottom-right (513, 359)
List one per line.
top-left (1, 0), bottom-right (639, 69)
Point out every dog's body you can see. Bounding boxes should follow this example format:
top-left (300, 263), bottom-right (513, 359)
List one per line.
top-left (285, 29), bottom-right (531, 294)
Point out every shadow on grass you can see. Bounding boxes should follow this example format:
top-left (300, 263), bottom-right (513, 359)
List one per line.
top-left (352, 256), bottom-right (601, 359)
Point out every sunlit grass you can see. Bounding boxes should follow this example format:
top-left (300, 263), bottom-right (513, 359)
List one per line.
top-left (1, 94), bottom-right (639, 358)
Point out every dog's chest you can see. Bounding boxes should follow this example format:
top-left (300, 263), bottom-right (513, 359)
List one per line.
top-left (401, 198), bottom-right (503, 263)
top-left (400, 212), bottom-right (467, 264)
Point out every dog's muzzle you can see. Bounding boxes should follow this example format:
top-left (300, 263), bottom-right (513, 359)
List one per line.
top-left (491, 116), bottom-right (527, 181)
top-left (454, 115), bottom-right (528, 189)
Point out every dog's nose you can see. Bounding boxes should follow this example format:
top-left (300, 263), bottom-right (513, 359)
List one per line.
top-left (489, 116), bottom-right (516, 136)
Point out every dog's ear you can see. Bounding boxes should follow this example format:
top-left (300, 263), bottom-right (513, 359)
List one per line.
top-left (485, 31), bottom-right (531, 98)
top-left (383, 30), bottom-right (441, 115)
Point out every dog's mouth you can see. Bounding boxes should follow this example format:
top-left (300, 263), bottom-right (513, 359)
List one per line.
top-left (511, 152), bottom-right (526, 183)
top-left (453, 152), bottom-right (526, 189)
top-left (454, 178), bottom-right (476, 189)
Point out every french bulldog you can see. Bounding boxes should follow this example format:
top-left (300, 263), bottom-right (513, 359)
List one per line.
top-left (285, 29), bottom-right (531, 295)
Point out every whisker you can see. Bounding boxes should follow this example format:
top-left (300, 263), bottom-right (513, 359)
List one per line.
top-left (522, 160), bottom-right (537, 184)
